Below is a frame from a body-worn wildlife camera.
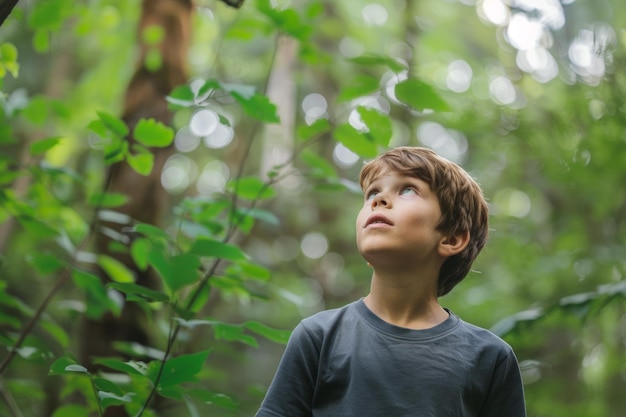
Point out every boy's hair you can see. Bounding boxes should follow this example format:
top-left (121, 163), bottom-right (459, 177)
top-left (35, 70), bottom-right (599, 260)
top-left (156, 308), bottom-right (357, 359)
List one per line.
top-left (359, 146), bottom-right (489, 296)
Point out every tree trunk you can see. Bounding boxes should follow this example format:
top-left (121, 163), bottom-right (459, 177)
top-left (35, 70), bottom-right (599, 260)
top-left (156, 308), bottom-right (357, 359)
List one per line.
top-left (79, 1), bottom-right (193, 415)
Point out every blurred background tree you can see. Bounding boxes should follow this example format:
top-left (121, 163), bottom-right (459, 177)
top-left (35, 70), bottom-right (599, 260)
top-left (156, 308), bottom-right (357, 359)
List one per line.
top-left (0, 0), bottom-right (624, 416)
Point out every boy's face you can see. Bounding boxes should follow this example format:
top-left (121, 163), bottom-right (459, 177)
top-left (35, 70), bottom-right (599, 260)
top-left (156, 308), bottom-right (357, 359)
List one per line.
top-left (356, 169), bottom-right (445, 269)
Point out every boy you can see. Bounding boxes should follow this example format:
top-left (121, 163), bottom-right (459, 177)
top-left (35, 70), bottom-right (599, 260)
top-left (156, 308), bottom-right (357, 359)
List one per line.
top-left (255, 147), bottom-right (526, 417)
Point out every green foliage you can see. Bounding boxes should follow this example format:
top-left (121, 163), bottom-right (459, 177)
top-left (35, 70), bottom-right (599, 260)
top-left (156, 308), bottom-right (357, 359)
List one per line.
top-left (0, 0), bottom-right (625, 416)
top-left (0, 42), bottom-right (19, 79)
top-left (394, 79), bottom-right (450, 112)
top-left (133, 119), bottom-right (174, 148)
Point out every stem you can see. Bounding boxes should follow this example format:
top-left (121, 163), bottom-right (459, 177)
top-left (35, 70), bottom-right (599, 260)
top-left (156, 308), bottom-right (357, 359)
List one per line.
top-left (0, 0), bottom-right (19, 27)
top-left (0, 376), bottom-right (24, 417)
top-left (0, 242), bottom-right (88, 375)
top-left (135, 34), bottom-right (285, 416)
top-left (90, 376), bottom-right (105, 417)
top-left (134, 316), bottom-right (177, 417)
top-left (0, 169), bottom-right (114, 375)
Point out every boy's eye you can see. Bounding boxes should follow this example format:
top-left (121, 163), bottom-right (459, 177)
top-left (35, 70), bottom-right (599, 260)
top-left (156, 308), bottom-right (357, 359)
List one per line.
top-left (365, 190), bottom-right (378, 200)
top-left (400, 187), bottom-right (417, 196)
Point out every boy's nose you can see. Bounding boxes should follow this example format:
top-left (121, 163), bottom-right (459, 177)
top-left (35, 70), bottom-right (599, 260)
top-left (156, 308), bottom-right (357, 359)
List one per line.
top-left (371, 193), bottom-right (389, 208)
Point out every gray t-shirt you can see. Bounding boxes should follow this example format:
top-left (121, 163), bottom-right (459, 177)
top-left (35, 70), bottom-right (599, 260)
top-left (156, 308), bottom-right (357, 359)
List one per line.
top-left (256, 299), bottom-right (526, 417)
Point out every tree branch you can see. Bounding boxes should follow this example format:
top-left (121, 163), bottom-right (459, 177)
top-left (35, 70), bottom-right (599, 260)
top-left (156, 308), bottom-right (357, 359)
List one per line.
top-left (0, 0), bottom-right (19, 27)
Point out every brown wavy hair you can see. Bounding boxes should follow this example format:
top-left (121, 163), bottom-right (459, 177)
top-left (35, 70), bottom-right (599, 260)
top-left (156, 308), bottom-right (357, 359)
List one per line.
top-left (359, 147), bottom-right (489, 296)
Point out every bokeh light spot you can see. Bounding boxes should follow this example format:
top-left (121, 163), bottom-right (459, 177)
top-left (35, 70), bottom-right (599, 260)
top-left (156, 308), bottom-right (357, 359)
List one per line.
top-left (362, 4), bottom-right (388, 26)
top-left (189, 109), bottom-right (219, 136)
top-left (489, 76), bottom-right (516, 105)
top-left (301, 232), bottom-right (329, 259)
top-left (446, 60), bottom-right (473, 93)
top-left (174, 126), bottom-right (201, 153)
top-left (196, 160), bottom-right (229, 196)
top-left (333, 143), bottom-right (360, 169)
top-left (203, 123), bottom-right (234, 149)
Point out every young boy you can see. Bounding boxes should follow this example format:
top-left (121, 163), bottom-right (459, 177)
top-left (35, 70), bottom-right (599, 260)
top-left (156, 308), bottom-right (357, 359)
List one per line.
top-left (255, 147), bottom-right (526, 417)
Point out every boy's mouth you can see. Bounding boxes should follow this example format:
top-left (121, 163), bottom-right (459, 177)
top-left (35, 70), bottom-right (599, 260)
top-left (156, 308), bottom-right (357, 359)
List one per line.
top-left (364, 214), bottom-right (393, 228)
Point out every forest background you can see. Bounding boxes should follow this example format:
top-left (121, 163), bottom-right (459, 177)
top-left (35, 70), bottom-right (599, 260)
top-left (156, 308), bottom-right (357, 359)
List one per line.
top-left (0, 0), bottom-right (625, 416)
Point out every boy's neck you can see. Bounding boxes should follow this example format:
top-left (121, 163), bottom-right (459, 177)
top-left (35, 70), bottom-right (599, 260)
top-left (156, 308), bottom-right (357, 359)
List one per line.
top-left (364, 270), bottom-right (448, 330)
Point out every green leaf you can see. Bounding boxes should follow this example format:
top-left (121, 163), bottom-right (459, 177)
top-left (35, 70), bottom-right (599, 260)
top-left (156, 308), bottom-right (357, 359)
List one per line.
top-left (22, 96), bottom-right (48, 125)
top-left (227, 176), bottom-right (275, 200)
top-left (133, 118), bottom-right (174, 147)
top-left (29, 137), bottom-right (62, 156)
top-left (33, 29), bottom-right (50, 53)
top-left (183, 282), bottom-right (211, 315)
top-left (225, 261), bottom-right (271, 282)
top-left (38, 162), bottom-right (85, 184)
top-left (126, 145), bottom-right (154, 176)
top-left (217, 323), bottom-right (258, 346)
top-left (108, 282), bottom-right (170, 303)
top-left (49, 355), bottom-right (90, 376)
top-left (147, 350), bottom-right (211, 387)
top-left (98, 391), bottom-right (135, 409)
top-left (394, 78), bottom-right (450, 112)
top-left (0, 311), bottom-right (21, 329)
top-left (87, 119), bottom-right (108, 138)
top-left (93, 358), bottom-right (148, 376)
top-left (491, 309), bottom-right (544, 337)
top-left (72, 269), bottom-right (120, 319)
top-left (98, 255), bottom-right (135, 283)
top-left (228, 210), bottom-right (254, 236)
top-left (188, 389), bottom-right (238, 410)
top-left (149, 251), bottom-right (201, 293)
top-left (0, 42), bottom-right (18, 62)
top-left (230, 91), bottom-right (280, 123)
top-left (134, 223), bottom-right (172, 242)
top-left (245, 208), bottom-right (280, 227)
top-left (244, 321), bottom-right (291, 344)
top-left (333, 123), bottom-right (378, 158)
top-left (97, 111), bottom-right (129, 137)
top-left (87, 191), bottom-right (128, 208)
top-left (93, 377), bottom-right (124, 395)
top-left (112, 341), bottom-right (165, 360)
top-left (189, 239), bottom-right (247, 261)
top-left (41, 320), bottom-right (70, 348)
top-left (176, 318), bottom-right (263, 346)
top-left (28, 0), bottom-right (72, 30)
top-left (337, 75), bottom-right (380, 102)
top-left (558, 292), bottom-right (598, 319)
top-left (17, 216), bottom-right (59, 238)
top-left (199, 80), bottom-right (279, 123)
top-left (12, 340), bottom-right (52, 361)
top-left (257, 0), bottom-right (312, 41)
top-left (239, 262), bottom-right (272, 281)
top-left (217, 81), bottom-right (254, 99)
top-left (358, 107), bottom-right (392, 147)
top-left (349, 54), bottom-right (406, 72)
top-left (224, 18), bottom-right (262, 41)
top-left (131, 238), bottom-right (151, 271)
top-left (166, 84), bottom-right (195, 109)
top-left (296, 118), bottom-right (331, 141)
top-left (155, 384), bottom-right (185, 400)
top-left (209, 275), bottom-right (248, 295)
top-left (51, 405), bottom-right (91, 417)
top-left (300, 148), bottom-right (337, 177)
top-left (27, 252), bottom-right (65, 275)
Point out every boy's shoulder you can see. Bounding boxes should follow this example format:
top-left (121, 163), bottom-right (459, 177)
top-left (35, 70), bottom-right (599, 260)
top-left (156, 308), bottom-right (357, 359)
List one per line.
top-left (454, 314), bottom-right (516, 355)
top-left (300, 300), bottom-right (359, 329)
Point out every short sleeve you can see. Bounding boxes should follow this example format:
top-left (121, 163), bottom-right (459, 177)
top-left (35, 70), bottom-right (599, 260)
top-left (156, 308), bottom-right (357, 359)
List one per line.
top-left (479, 348), bottom-right (527, 417)
top-left (255, 322), bottom-right (320, 417)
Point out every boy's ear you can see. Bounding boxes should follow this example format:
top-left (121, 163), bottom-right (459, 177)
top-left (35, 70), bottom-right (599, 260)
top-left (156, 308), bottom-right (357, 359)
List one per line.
top-left (438, 230), bottom-right (470, 257)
